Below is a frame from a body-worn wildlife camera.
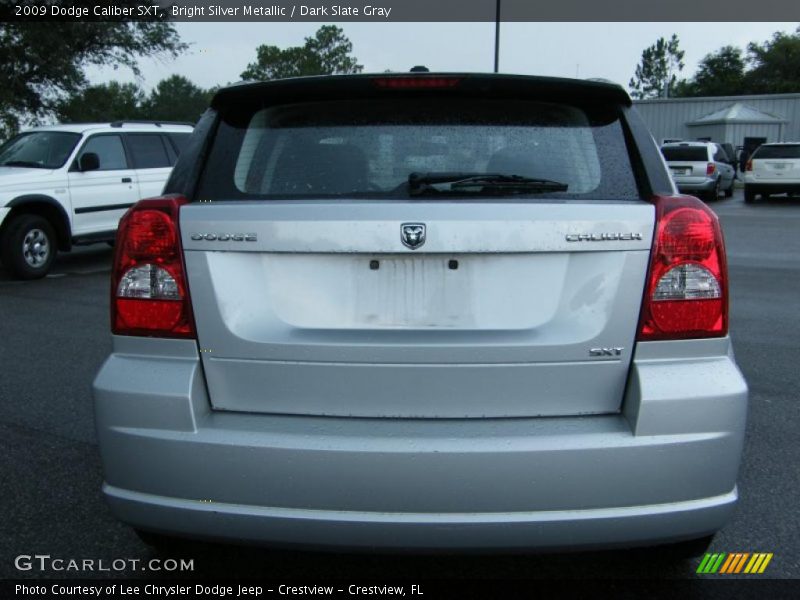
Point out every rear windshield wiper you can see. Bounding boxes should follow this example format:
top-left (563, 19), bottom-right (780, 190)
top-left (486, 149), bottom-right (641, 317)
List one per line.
top-left (409, 172), bottom-right (568, 196)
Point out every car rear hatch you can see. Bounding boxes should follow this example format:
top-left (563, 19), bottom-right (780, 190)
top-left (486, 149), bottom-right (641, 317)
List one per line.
top-left (180, 74), bottom-right (655, 418)
top-left (661, 145), bottom-right (709, 181)
top-left (751, 144), bottom-right (800, 181)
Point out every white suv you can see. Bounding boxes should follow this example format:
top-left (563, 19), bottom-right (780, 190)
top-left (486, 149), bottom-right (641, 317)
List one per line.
top-left (0, 121), bottom-right (193, 279)
top-left (743, 142), bottom-right (800, 203)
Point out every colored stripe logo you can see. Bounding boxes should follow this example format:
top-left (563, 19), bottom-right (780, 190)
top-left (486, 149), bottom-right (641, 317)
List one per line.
top-left (697, 552), bottom-right (773, 574)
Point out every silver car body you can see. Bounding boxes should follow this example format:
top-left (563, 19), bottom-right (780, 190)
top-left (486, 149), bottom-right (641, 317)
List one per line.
top-left (94, 74), bottom-right (748, 551)
top-left (661, 141), bottom-right (736, 199)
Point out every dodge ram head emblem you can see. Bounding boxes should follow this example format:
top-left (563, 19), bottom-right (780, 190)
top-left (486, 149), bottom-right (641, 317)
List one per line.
top-left (401, 223), bottom-right (426, 249)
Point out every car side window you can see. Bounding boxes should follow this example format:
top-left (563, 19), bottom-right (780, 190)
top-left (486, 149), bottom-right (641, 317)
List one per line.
top-left (713, 146), bottom-right (726, 162)
top-left (167, 133), bottom-right (191, 156)
top-left (126, 134), bottom-right (171, 169)
top-left (79, 135), bottom-right (128, 170)
top-left (161, 135), bottom-right (178, 165)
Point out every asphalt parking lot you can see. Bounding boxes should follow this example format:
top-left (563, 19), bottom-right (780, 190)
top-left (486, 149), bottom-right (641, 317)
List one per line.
top-left (1, 189), bottom-right (798, 581)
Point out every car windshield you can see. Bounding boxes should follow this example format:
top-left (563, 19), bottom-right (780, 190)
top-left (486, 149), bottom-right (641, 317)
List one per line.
top-left (198, 98), bottom-right (640, 200)
top-left (661, 146), bottom-right (708, 162)
top-left (0, 131), bottom-right (81, 169)
top-left (752, 145), bottom-right (800, 159)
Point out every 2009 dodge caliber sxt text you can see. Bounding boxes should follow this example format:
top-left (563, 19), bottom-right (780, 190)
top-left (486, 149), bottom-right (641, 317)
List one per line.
top-left (93, 73), bottom-right (748, 554)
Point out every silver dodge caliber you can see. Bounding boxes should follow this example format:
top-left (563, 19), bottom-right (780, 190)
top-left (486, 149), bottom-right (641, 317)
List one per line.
top-left (93, 73), bottom-right (748, 554)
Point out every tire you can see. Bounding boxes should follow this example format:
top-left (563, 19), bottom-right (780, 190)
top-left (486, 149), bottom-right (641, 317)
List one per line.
top-left (705, 179), bottom-right (721, 202)
top-left (744, 186), bottom-right (756, 204)
top-left (0, 214), bottom-right (57, 279)
top-left (724, 178), bottom-right (735, 198)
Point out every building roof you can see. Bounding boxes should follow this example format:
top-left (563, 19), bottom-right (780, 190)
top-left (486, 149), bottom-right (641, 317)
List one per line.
top-left (687, 102), bottom-right (787, 126)
top-left (634, 92), bottom-right (800, 104)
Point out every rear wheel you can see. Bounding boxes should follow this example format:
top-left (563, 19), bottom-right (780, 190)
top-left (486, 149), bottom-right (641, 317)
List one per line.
top-left (0, 214), bottom-right (56, 279)
top-left (724, 178), bottom-right (735, 198)
top-left (705, 179), bottom-right (721, 202)
top-left (744, 186), bottom-right (756, 203)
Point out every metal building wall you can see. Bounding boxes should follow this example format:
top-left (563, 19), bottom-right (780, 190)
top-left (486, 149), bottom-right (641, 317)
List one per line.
top-left (687, 124), bottom-right (724, 140)
top-left (633, 94), bottom-right (800, 145)
top-left (726, 123), bottom-right (784, 144)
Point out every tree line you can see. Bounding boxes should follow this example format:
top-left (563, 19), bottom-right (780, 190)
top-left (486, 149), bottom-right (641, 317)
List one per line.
top-left (55, 25), bottom-right (362, 126)
top-left (0, 21), bottom-right (361, 139)
top-left (1, 17), bottom-right (798, 140)
top-left (630, 27), bottom-right (800, 99)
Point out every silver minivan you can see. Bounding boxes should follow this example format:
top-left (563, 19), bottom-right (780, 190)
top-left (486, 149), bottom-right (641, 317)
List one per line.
top-left (661, 141), bottom-right (736, 202)
top-left (93, 74), bottom-right (748, 554)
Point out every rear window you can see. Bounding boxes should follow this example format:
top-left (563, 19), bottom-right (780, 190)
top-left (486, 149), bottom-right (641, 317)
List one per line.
top-left (661, 146), bottom-right (709, 162)
top-left (197, 98), bottom-right (640, 200)
top-left (752, 144), bottom-right (800, 159)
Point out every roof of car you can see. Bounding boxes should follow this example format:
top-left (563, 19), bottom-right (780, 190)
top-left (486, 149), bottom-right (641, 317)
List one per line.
top-left (211, 72), bottom-right (632, 109)
top-left (758, 142), bottom-right (800, 146)
top-left (24, 122), bottom-right (194, 135)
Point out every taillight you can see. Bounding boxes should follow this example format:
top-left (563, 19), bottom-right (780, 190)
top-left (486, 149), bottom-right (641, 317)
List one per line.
top-left (373, 76), bottom-right (461, 89)
top-left (706, 163), bottom-right (716, 176)
top-left (637, 195), bottom-right (728, 341)
top-left (111, 195), bottom-right (195, 338)
top-left (745, 160), bottom-right (753, 172)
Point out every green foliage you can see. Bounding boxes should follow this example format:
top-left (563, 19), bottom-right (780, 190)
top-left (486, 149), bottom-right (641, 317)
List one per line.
top-left (55, 76), bottom-right (212, 125)
top-left (55, 82), bottom-right (146, 123)
top-left (140, 75), bottom-right (212, 123)
top-left (241, 25), bottom-right (362, 81)
top-left (746, 26), bottom-right (800, 94)
top-left (674, 46), bottom-right (747, 97)
top-left (650, 27), bottom-right (800, 98)
top-left (629, 35), bottom-right (685, 99)
top-left (0, 13), bottom-right (186, 137)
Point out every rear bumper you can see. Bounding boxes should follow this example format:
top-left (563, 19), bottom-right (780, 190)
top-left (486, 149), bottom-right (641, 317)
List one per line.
top-left (674, 178), bottom-right (715, 193)
top-left (744, 182), bottom-right (800, 196)
top-left (105, 484), bottom-right (737, 551)
top-left (93, 337), bottom-right (748, 550)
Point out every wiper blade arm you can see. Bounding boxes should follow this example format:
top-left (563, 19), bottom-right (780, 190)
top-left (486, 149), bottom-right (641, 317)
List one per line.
top-left (408, 172), bottom-right (568, 196)
top-left (451, 175), bottom-right (568, 192)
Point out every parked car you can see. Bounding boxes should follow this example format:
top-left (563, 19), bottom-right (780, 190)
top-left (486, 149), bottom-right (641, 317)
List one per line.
top-left (743, 142), bottom-right (800, 203)
top-left (0, 121), bottom-right (193, 279)
top-left (660, 141), bottom-right (736, 201)
top-left (719, 142), bottom-right (739, 174)
top-left (94, 73), bottom-right (747, 555)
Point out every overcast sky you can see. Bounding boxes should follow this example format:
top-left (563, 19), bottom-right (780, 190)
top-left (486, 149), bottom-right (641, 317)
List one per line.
top-left (85, 22), bottom-right (800, 93)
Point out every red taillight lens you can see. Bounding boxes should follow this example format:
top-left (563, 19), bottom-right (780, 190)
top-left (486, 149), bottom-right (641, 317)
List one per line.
top-left (706, 162), bottom-right (716, 176)
top-left (111, 195), bottom-right (195, 338)
top-left (124, 210), bottom-right (178, 260)
top-left (373, 77), bottom-right (461, 89)
top-left (638, 195), bottom-right (728, 341)
top-left (745, 160), bottom-right (753, 172)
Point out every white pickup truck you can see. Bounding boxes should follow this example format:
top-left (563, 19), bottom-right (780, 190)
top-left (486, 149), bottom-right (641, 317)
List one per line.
top-left (0, 121), bottom-right (193, 278)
